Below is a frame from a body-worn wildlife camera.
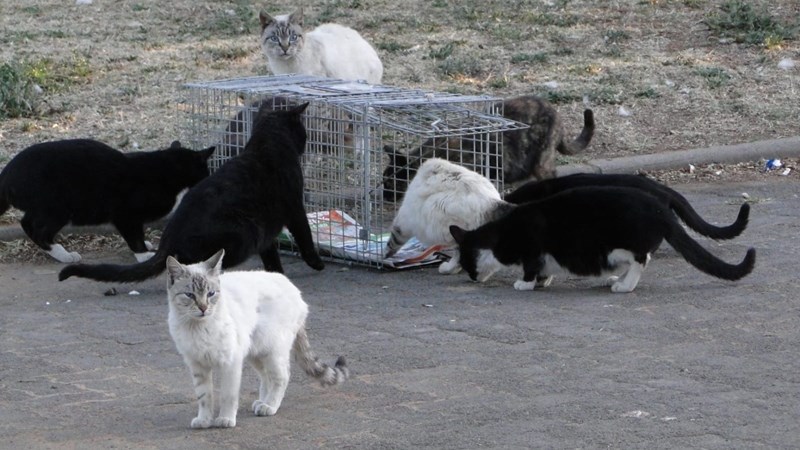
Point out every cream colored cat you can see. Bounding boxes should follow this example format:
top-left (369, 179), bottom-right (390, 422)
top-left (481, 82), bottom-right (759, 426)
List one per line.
top-left (166, 249), bottom-right (348, 429)
top-left (259, 8), bottom-right (383, 84)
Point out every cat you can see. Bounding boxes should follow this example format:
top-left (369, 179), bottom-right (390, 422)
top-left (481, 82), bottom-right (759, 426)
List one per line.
top-left (449, 186), bottom-right (756, 293)
top-left (0, 139), bottom-right (214, 263)
top-left (260, 8), bottom-right (383, 84)
top-left (382, 95), bottom-right (594, 202)
top-left (166, 249), bottom-right (348, 429)
top-left (504, 173), bottom-right (750, 240)
top-left (59, 102), bottom-right (324, 283)
top-left (384, 158), bottom-right (513, 274)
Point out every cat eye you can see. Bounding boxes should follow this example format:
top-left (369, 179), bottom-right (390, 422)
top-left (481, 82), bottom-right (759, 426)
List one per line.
top-left (184, 292), bottom-right (196, 300)
top-left (289, 33), bottom-right (298, 42)
top-left (269, 34), bottom-right (279, 42)
top-left (208, 290), bottom-right (216, 298)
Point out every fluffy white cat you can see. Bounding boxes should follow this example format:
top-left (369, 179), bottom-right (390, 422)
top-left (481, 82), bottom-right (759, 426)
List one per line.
top-left (166, 249), bottom-right (348, 429)
top-left (384, 158), bottom-right (514, 274)
top-left (259, 8), bottom-right (383, 84)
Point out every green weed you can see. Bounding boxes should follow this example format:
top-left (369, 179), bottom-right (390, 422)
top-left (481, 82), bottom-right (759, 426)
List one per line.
top-left (704, 0), bottom-right (797, 46)
top-left (511, 52), bottom-right (549, 64)
top-left (695, 67), bottom-right (731, 88)
top-left (0, 62), bottom-right (40, 118)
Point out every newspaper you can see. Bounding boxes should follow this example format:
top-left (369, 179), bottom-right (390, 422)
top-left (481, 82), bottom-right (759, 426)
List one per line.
top-left (279, 209), bottom-right (447, 269)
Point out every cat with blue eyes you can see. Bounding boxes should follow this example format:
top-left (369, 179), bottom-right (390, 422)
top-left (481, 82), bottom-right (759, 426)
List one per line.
top-left (259, 8), bottom-right (383, 84)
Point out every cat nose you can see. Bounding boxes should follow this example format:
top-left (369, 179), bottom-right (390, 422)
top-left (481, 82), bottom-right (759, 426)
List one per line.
top-left (197, 303), bottom-right (207, 313)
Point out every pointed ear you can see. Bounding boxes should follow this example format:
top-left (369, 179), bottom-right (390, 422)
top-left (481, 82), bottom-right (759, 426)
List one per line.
top-left (290, 8), bottom-right (304, 27)
top-left (291, 102), bottom-right (310, 115)
top-left (170, 140), bottom-right (182, 149)
top-left (166, 256), bottom-right (184, 285)
top-left (204, 249), bottom-right (225, 273)
top-left (259, 11), bottom-right (273, 29)
top-left (449, 225), bottom-right (467, 244)
top-left (200, 146), bottom-right (216, 160)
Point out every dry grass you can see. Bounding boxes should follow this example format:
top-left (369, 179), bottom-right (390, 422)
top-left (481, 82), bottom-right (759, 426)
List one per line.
top-left (0, 0), bottom-right (798, 261)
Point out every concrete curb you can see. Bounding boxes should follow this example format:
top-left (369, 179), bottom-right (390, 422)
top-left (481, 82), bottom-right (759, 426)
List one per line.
top-left (2, 136), bottom-right (799, 243)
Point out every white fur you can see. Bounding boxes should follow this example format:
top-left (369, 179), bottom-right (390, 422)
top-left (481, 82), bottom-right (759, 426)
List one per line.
top-left (45, 244), bottom-right (81, 263)
top-left (387, 158), bottom-right (505, 274)
top-left (263, 20), bottom-right (383, 84)
top-left (134, 251), bottom-right (155, 262)
top-left (167, 262), bottom-right (309, 428)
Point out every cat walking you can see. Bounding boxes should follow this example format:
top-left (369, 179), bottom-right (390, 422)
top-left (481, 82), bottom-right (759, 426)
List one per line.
top-left (59, 103), bottom-right (324, 283)
top-left (167, 250), bottom-right (348, 429)
top-left (0, 139), bottom-right (214, 263)
top-left (260, 8), bottom-right (383, 84)
top-left (450, 186), bottom-right (756, 293)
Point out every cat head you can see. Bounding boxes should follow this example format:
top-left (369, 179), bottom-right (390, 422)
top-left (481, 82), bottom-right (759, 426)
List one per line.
top-left (246, 102), bottom-right (310, 155)
top-left (382, 145), bottom-right (418, 202)
top-left (259, 9), bottom-right (304, 61)
top-left (161, 143), bottom-right (215, 187)
top-left (166, 249), bottom-right (225, 320)
top-left (449, 225), bottom-right (503, 283)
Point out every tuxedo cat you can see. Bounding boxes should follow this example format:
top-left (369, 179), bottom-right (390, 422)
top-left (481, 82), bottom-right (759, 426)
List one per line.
top-left (505, 173), bottom-right (750, 240)
top-left (260, 8), bottom-right (383, 84)
top-left (383, 95), bottom-right (594, 202)
top-left (59, 103), bottom-right (324, 283)
top-left (0, 139), bottom-right (214, 263)
top-left (450, 186), bottom-right (756, 293)
top-left (167, 250), bottom-right (347, 428)
top-left (384, 158), bottom-right (512, 274)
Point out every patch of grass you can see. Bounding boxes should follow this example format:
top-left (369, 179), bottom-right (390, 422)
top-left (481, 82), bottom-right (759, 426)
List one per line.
top-left (0, 62), bottom-right (41, 118)
top-left (634, 87), bottom-right (661, 98)
top-left (695, 67), bottom-right (731, 88)
top-left (522, 12), bottom-right (580, 28)
top-left (704, 0), bottom-right (797, 46)
top-left (552, 47), bottom-right (574, 56)
top-left (428, 42), bottom-right (457, 60)
top-left (25, 54), bottom-right (92, 92)
top-left (539, 90), bottom-right (582, 104)
top-left (377, 41), bottom-right (411, 53)
top-left (437, 55), bottom-right (483, 78)
top-left (604, 29), bottom-right (631, 43)
top-left (206, 46), bottom-right (251, 61)
top-left (488, 77), bottom-right (508, 89)
top-left (588, 86), bottom-right (625, 105)
top-left (511, 52), bottom-right (549, 64)
top-left (206, 0), bottom-right (256, 36)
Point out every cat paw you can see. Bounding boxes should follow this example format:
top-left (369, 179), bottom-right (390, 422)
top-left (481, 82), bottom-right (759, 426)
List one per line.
top-left (604, 276), bottom-right (620, 287)
top-left (513, 280), bottom-right (537, 291)
top-left (190, 417), bottom-right (213, 429)
top-left (213, 416), bottom-right (236, 428)
top-left (610, 281), bottom-right (635, 293)
top-left (307, 257), bottom-right (325, 271)
top-left (437, 259), bottom-right (462, 274)
top-left (46, 244), bottom-right (82, 263)
top-left (252, 400), bottom-right (278, 416)
top-left (144, 240), bottom-right (155, 251)
top-left (134, 251), bottom-right (155, 262)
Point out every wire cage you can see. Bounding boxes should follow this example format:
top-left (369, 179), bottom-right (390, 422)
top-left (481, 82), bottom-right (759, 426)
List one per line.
top-left (178, 74), bottom-right (526, 269)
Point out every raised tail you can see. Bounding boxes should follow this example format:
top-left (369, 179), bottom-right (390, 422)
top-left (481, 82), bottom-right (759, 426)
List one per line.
top-left (293, 326), bottom-right (349, 387)
top-left (58, 249), bottom-right (169, 282)
top-left (557, 109), bottom-right (595, 155)
top-left (665, 221), bottom-right (755, 281)
top-left (670, 195), bottom-right (750, 240)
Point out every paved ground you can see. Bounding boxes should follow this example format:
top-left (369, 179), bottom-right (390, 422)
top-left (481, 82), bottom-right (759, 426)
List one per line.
top-left (1, 178), bottom-right (799, 449)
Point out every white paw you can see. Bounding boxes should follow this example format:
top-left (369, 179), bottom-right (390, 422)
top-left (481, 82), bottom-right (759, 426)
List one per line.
top-left (513, 280), bottom-right (536, 291)
top-left (144, 240), bottom-right (155, 251)
top-left (438, 259), bottom-right (461, 274)
top-left (604, 276), bottom-right (620, 287)
top-left (190, 417), bottom-right (213, 429)
top-left (213, 416), bottom-right (236, 428)
top-left (46, 244), bottom-right (81, 263)
top-left (252, 400), bottom-right (278, 416)
top-left (611, 281), bottom-right (635, 293)
top-left (134, 251), bottom-right (155, 262)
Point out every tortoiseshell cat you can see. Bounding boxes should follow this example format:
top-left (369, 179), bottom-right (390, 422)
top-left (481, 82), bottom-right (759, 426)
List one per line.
top-left (383, 95), bottom-right (594, 201)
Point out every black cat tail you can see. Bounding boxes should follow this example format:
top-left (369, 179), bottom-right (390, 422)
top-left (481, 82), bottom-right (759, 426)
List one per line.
top-left (668, 191), bottom-right (750, 240)
top-left (665, 222), bottom-right (756, 281)
top-left (0, 171), bottom-right (9, 217)
top-left (558, 109), bottom-right (595, 155)
top-left (58, 250), bottom-right (168, 282)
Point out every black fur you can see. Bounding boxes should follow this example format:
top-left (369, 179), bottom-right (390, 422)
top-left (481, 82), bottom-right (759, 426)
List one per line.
top-left (450, 186), bottom-right (755, 289)
top-left (504, 173), bottom-right (749, 240)
top-left (0, 139), bottom-right (214, 256)
top-left (59, 103), bottom-right (324, 283)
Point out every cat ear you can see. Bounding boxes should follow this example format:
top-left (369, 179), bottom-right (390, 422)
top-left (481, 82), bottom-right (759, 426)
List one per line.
top-left (383, 145), bottom-right (406, 165)
top-left (289, 8), bottom-right (304, 27)
top-left (169, 140), bottom-right (182, 149)
top-left (259, 11), bottom-right (274, 30)
top-left (204, 249), bottom-right (225, 273)
top-left (166, 256), bottom-right (184, 285)
top-left (449, 225), bottom-right (467, 244)
top-left (290, 102), bottom-right (310, 115)
top-left (200, 146), bottom-right (216, 160)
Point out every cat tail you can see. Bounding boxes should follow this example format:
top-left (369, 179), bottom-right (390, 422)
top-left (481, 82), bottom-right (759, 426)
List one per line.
top-left (58, 249), bottom-right (168, 282)
top-left (384, 224), bottom-right (409, 259)
top-left (293, 326), bottom-right (349, 387)
top-left (557, 109), bottom-right (595, 155)
top-left (668, 192), bottom-right (750, 240)
top-left (0, 170), bottom-right (9, 217)
top-left (665, 221), bottom-right (756, 281)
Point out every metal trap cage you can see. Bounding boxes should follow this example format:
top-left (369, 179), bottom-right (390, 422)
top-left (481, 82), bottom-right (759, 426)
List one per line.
top-left (178, 74), bottom-right (526, 269)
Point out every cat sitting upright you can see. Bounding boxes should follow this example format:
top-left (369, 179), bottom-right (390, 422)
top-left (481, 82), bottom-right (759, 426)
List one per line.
top-left (166, 249), bottom-right (348, 429)
top-left (0, 139), bottom-right (214, 263)
top-left (449, 186), bottom-right (756, 293)
top-left (59, 103), bottom-right (324, 283)
top-left (382, 95), bottom-right (594, 202)
top-left (260, 8), bottom-right (383, 84)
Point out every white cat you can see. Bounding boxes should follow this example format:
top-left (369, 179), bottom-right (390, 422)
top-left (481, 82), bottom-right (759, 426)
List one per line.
top-left (384, 158), bottom-right (514, 275)
top-left (166, 249), bottom-right (348, 429)
top-left (259, 8), bottom-right (383, 84)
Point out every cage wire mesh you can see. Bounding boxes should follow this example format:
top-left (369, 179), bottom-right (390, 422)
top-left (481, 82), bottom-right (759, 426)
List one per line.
top-left (178, 74), bottom-right (527, 269)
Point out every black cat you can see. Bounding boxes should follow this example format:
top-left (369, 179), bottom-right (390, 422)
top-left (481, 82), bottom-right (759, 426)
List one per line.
top-left (60, 102), bottom-right (324, 282)
top-left (0, 139), bottom-right (214, 263)
top-left (450, 186), bottom-right (755, 293)
top-left (504, 173), bottom-right (749, 240)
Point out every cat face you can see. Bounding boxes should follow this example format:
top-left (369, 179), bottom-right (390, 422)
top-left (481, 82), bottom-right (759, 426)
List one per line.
top-left (259, 10), bottom-right (304, 60)
top-left (166, 250), bottom-right (225, 319)
top-left (382, 146), bottom-right (415, 202)
top-left (449, 225), bottom-right (502, 282)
